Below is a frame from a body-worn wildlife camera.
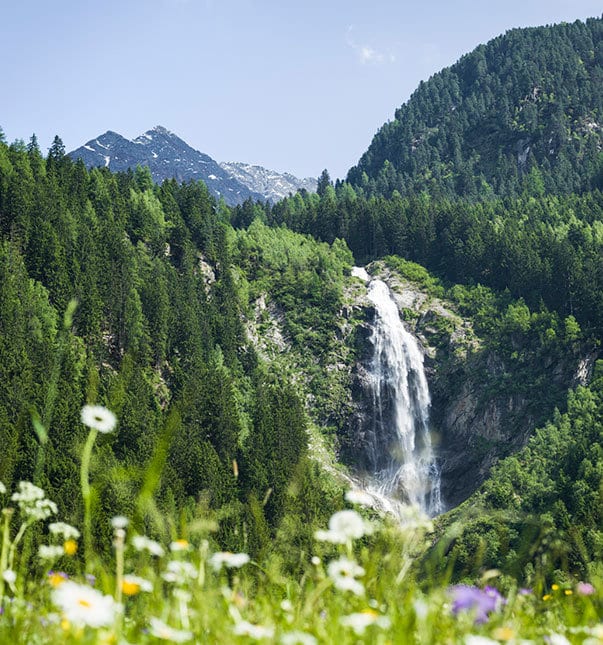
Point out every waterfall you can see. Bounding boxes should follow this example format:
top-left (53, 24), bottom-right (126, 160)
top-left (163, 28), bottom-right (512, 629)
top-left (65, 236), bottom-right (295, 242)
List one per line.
top-left (352, 267), bottom-right (442, 516)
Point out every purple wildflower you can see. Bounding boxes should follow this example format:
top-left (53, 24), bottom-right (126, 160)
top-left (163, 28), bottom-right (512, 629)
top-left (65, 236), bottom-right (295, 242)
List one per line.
top-left (449, 585), bottom-right (504, 624)
top-left (576, 582), bottom-right (595, 596)
top-left (519, 587), bottom-right (532, 595)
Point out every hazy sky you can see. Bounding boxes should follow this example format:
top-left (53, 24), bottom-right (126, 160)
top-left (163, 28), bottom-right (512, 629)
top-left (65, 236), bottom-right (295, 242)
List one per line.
top-left (1, 1), bottom-right (601, 179)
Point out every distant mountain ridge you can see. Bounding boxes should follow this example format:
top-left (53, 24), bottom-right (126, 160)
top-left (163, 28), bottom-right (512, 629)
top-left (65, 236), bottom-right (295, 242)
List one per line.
top-left (219, 161), bottom-right (317, 203)
top-left (69, 126), bottom-right (316, 205)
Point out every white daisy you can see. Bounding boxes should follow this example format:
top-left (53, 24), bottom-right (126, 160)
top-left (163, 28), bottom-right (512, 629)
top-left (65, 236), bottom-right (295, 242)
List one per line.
top-left (52, 581), bottom-right (117, 628)
top-left (315, 510), bottom-right (370, 543)
top-left (122, 574), bottom-right (153, 595)
top-left (80, 405), bottom-right (117, 434)
top-left (327, 557), bottom-right (366, 596)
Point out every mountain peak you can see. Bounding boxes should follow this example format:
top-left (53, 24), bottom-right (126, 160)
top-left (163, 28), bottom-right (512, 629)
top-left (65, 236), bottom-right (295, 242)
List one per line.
top-left (69, 127), bottom-right (316, 205)
top-left (150, 125), bottom-right (172, 136)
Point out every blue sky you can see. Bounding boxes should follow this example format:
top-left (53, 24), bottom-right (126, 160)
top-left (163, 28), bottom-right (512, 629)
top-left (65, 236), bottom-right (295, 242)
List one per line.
top-left (1, 0), bottom-right (601, 179)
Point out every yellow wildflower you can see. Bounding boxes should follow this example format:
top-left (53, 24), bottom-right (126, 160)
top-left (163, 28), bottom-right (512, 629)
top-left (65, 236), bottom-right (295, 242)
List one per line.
top-left (64, 539), bottom-right (78, 556)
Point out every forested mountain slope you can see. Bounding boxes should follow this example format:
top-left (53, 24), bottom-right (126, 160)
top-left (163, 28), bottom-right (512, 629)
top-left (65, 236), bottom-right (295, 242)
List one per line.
top-left (347, 17), bottom-right (603, 199)
top-left (0, 134), bottom-right (352, 556)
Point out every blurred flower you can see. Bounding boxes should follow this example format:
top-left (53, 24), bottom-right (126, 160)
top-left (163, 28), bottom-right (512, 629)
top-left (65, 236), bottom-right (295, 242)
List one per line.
top-left (280, 599), bottom-right (294, 613)
top-left (281, 630), bottom-right (317, 645)
top-left (11, 481), bottom-right (45, 504)
top-left (327, 557), bottom-right (365, 596)
top-left (111, 516), bottom-right (129, 530)
top-left (545, 634), bottom-right (571, 645)
top-left (11, 482), bottom-right (57, 520)
top-left (340, 610), bottom-right (391, 635)
top-left (345, 489), bottom-right (374, 506)
top-left (170, 539), bottom-right (190, 552)
top-left (450, 585), bottom-right (504, 624)
top-left (149, 617), bottom-right (193, 642)
top-left (311, 556), bottom-right (321, 566)
top-left (0, 481), bottom-right (6, 495)
top-left (209, 551), bottom-right (250, 571)
top-left (132, 535), bottom-right (165, 557)
top-left (233, 620), bottom-right (275, 640)
top-left (39, 545), bottom-right (65, 561)
top-left (492, 626), bottom-right (515, 641)
top-left (465, 637), bottom-right (499, 645)
top-left (49, 522), bottom-right (80, 540)
top-left (80, 405), bottom-right (116, 434)
top-left (122, 574), bottom-right (152, 596)
top-left (576, 582), bottom-right (595, 596)
top-left (162, 560), bottom-right (197, 583)
top-left (48, 571), bottom-right (69, 588)
top-left (2, 569), bottom-right (16, 590)
top-left (315, 510), bottom-right (370, 544)
top-left (63, 540), bottom-right (78, 556)
top-left (52, 581), bottom-right (117, 628)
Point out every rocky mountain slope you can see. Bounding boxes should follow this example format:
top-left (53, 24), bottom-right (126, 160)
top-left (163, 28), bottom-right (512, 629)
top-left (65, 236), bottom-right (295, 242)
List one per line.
top-left (219, 161), bottom-right (317, 202)
top-left (69, 126), bottom-right (316, 206)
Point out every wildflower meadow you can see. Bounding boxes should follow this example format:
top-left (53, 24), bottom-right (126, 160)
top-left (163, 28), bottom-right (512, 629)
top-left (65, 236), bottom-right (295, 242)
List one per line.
top-left (0, 407), bottom-right (600, 644)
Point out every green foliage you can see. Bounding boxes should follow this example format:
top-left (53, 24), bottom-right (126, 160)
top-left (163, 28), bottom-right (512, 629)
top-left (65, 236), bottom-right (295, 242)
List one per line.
top-left (348, 18), bottom-right (603, 199)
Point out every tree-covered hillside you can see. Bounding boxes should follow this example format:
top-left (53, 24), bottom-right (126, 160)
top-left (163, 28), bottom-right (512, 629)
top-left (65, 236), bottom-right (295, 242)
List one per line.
top-left (0, 133), bottom-right (353, 558)
top-left (347, 17), bottom-right (603, 199)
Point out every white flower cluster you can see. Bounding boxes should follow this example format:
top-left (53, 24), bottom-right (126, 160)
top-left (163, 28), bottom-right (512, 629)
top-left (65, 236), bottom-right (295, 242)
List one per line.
top-left (39, 545), bottom-right (65, 561)
top-left (48, 522), bottom-right (80, 540)
top-left (11, 481), bottom-right (57, 521)
top-left (0, 480), bottom-right (6, 495)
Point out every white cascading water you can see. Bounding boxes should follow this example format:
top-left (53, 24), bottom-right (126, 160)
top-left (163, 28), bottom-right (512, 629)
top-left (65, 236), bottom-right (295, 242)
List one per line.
top-left (352, 267), bottom-right (442, 516)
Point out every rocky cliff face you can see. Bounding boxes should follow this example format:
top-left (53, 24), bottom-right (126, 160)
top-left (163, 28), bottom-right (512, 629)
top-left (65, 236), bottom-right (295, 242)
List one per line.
top-left (340, 261), bottom-right (596, 510)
